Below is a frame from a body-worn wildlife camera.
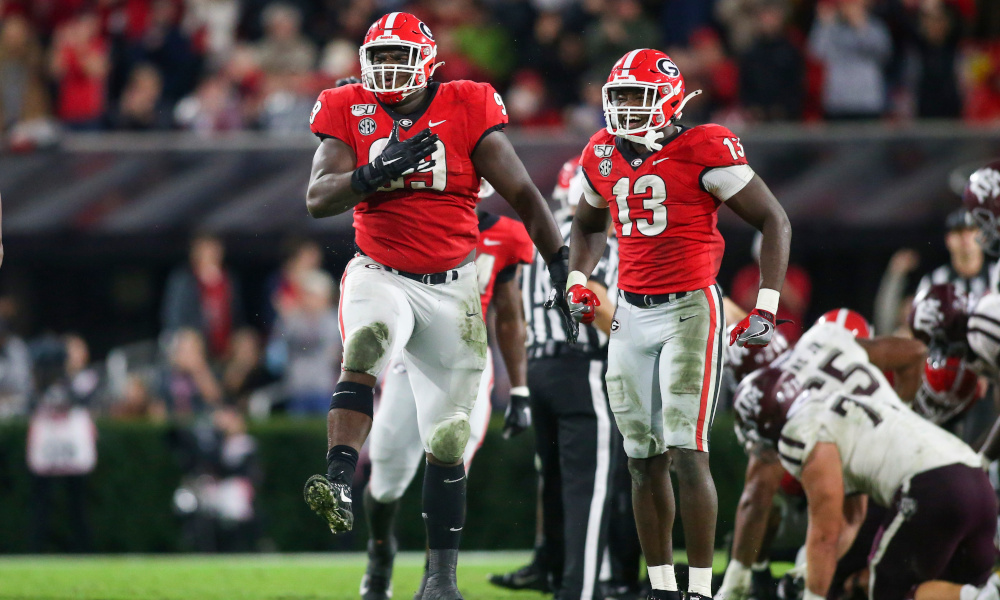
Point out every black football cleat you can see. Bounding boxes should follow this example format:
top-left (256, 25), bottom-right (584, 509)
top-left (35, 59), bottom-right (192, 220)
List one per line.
top-left (646, 591), bottom-right (682, 600)
top-left (421, 549), bottom-right (463, 600)
top-left (360, 573), bottom-right (393, 600)
top-left (487, 560), bottom-right (552, 593)
top-left (303, 474), bottom-right (354, 534)
top-left (360, 537), bottom-right (396, 600)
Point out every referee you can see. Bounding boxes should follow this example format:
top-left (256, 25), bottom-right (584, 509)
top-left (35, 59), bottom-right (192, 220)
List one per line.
top-left (515, 161), bottom-right (620, 600)
top-left (917, 208), bottom-right (995, 300)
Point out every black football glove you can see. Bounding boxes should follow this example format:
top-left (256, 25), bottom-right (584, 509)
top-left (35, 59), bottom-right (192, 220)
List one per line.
top-left (335, 76), bottom-right (361, 87)
top-left (542, 246), bottom-right (579, 344)
top-left (502, 390), bottom-right (532, 439)
top-left (351, 123), bottom-right (439, 195)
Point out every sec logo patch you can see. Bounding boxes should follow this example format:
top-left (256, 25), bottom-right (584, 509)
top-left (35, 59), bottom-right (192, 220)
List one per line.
top-left (358, 117), bottom-right (377, 135)
top-left (599, 158), bottom-right (612, 177)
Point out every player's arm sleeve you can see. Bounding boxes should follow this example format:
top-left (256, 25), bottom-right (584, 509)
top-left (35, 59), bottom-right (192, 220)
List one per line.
top-left (470, 83), bottom-right (510, 155)
top-left (580, 168), bottom-right (608, 208)
top-left (495, 263), bottom-right (519, 284)
top-left (702, 164), bottom-right (756, 202)
top-left (696, 125), bottom-right (754, 201)
top-left (309, 89), bottom-right (351, 146)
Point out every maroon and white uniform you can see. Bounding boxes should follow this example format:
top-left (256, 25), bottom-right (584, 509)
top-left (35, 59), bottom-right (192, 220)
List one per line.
top-left (311, 78), bottom-right (509, 458)
top-left (367, 214), bottom-right (533, 502)
top-left (581, 124), bottom-right (754, 455)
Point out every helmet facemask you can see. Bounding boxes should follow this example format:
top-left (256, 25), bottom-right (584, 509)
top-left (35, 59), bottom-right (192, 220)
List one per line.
top-left (360, 41), bottom-right (437, 104)
top-left (969, 206), bottom-right (1000, 257)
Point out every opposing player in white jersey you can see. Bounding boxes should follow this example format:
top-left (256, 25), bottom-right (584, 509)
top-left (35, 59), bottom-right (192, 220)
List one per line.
top-left (732, 357), bottom-right (998, 600)
top-left (718, 309), bottom-right (927, 600)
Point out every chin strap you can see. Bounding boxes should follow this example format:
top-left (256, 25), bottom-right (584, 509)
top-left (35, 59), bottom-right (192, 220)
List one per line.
top-left (671, 89), bottom-right (703, 123)
top-left (622, 129), bottom-right (665, 152)
top-left (429, 62), bottom-right (445, 77)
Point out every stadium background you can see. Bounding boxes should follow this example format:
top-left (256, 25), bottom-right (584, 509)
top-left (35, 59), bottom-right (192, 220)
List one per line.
top-left (0, 0), bottom-right (999, 564)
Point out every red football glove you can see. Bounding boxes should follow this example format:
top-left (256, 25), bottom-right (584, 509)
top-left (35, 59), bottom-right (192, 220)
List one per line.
top-left (567, 284), bottom-right (600, 325)
top-left (730, 308), bottom-right (776, 347)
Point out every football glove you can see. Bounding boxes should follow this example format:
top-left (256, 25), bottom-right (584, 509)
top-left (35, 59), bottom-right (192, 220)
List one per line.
top-left (730, 308), bottom-right (776, 348)
top-left (502, 389), bottom-right (532, 439)
top-left (567, 284), bottom-right (600, 324)
top-left (350, 123), bottom-right (439, 195)
top-left (542, 246), bottom-right (579, 343)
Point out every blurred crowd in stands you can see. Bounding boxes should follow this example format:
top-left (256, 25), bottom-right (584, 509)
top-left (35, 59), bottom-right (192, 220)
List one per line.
top-left (0, 232), bottom-right (341, 439)
top-left (0, 0), bottom-right (999, 147)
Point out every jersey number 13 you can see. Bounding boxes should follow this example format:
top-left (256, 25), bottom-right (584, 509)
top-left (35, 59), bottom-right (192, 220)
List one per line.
top-left (612, 175), bottom-right (668, 237)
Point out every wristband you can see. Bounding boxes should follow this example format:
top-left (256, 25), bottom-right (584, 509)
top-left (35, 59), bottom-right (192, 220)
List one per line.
top-left (756, 288), bottom-right (780, 315)
top-left (350, 164), bottom-right (386, 195)
top-left (510, 386), bottom-right (530, 397)
top-left (567, 271), bottom-right (588, 291)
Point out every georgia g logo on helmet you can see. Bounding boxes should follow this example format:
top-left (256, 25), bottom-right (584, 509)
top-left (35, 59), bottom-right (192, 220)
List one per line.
top-left (656, 58), bottom-right (680, 78)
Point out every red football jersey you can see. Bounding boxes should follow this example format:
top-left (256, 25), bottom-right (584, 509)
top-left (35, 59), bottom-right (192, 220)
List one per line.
top-left (310, 80), bottom-right (509, 273)
top-left (579, 124), bottom-right (749, 295)
top-left (476, 213), bottom-right (534, 314)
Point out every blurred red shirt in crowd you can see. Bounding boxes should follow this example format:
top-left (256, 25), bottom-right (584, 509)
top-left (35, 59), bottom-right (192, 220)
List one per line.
top-left (50, 13), bottom-right (108, 126)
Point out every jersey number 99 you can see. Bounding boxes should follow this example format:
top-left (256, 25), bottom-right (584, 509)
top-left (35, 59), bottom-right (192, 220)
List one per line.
top-left (368, 136), bottom-right (448, 192)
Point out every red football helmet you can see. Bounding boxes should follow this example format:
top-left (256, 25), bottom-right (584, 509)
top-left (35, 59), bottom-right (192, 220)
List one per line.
top-left (602, 49), bottom-right (700, 145)
top-left (913, 355), bottom-right (981, 425)
top-left (908, 283), bottom-right (969, 347)
top-left (725, 325), bottom-right (791, 381)
top-left (552, 157), bottom-right (581, 208)
top-left (962, 160), bottom-right (1000, 256)
top-left (732, 367), bottom-right (804, 450)
top-left (815, 308), bottom-right (872, 339)
top-left (360, 12), bottom-right (439, 104)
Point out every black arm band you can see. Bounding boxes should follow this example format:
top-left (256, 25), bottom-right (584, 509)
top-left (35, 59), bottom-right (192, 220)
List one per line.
top-left (329, 380), bottom-right (375, 418)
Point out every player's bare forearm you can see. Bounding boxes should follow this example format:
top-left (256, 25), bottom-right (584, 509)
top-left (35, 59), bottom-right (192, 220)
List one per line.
top-left (569, 202), bottom-right (611, 278)
top-left (802, 443), bottom-right (845, 597)
top-left (473, 132), bottom-right (563, 259)
top-left (727, 176), bottom-right (791, 293)
top-left (732, 453), bottom-right (784, 566)
top-left (306, 138), bottom-right (366, 218)
top-left (493, 277), bottom-right (528, 388)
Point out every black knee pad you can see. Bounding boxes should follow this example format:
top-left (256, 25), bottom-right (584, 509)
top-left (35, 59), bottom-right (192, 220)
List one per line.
top-left (329, 381), bottom-right (375, 418)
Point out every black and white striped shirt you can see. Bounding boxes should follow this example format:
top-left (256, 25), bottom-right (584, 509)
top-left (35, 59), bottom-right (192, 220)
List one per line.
top-left (522, 216), bottom-right (619, 360)
top-left (917, 262), bottom-right (995, 303)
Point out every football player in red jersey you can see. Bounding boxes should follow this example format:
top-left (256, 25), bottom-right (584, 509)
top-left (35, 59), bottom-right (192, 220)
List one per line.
top-left (566, 49), bottom-right (792, 600)
top-left (363, 193), bottom-right (535, 600)
top-left (301, 13), bottom-right (568, 599)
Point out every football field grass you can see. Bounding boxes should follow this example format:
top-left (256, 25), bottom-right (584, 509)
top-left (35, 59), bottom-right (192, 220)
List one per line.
top-left (0, 551), bottom-right (750, 600)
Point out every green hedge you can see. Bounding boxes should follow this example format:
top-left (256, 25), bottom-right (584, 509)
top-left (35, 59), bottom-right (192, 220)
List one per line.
top-left (0, 414), bottom-right (747, 553)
